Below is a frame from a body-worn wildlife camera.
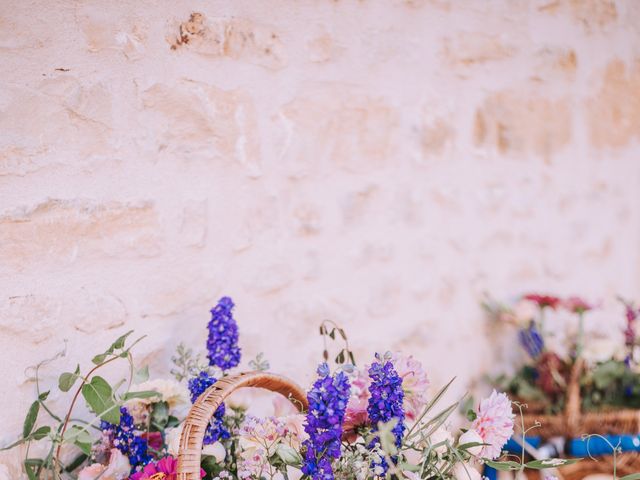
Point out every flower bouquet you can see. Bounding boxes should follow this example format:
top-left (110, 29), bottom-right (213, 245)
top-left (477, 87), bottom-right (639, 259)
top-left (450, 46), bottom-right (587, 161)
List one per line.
top-left (484, 293), bottom-right (640, 478)
top-left (2, 296), bottom-right (580, 480)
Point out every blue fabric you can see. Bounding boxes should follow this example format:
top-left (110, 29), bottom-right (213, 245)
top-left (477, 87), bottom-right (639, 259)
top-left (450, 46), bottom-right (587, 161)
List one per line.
top-left (568, 435), bottom-right (640, 457)
top-left (483, 465), bottom-right (498, 480)
top-left (504, 436), bottom-right (542, 453)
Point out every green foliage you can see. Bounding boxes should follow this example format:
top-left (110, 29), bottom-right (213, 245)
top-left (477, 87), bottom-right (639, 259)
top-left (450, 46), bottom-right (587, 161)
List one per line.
top-left (58, 364), bottom-right (80, 392)
top-left (81, 375), bottom-right (120, 424)
top-left (248, 352), bottom-right (270, 372)
top-left (23, 401), bottom-right (39, 438)
top-left (171, 342), bottom-right (208, 382)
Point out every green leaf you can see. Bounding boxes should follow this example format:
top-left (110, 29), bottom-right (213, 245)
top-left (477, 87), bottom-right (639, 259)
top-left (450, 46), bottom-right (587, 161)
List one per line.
top-left (81, 376), bottom-right (120, 424)
top-left (276, 444), bottom-right (302, 466)
top-left (111, 330), bottom-right (134, 351)
top-left (166, 415), bottom-right (180, 429)
top-left (23, 401), bottom-right (39, 438)
top-left (59, 365), bottom-right (80, 392)
top-left (31, 426), bottom-right (51, 441)
top-left (38, 391), bottom-right (50, 402)
top-left (24, 459), bottom-right (43, 480)
top-left (484, 460), bottom-right (521, 471)
top-left (466, 409), bottom-right (477, 422)
top-left (524, 458), bottom-right (582, 469)
top-left (91, 353), bottom-right (109, 365)
top-left (458, 442), bottom-right (486, 451)
top-left (123, 390), bottom-right (161, 401)
top-left (134, 365), bottom-right (149, 384)
top-left (151, 401), bottom-right (169, 430)
top-left (64, 425), bottom-right (93, 445)
top-left (64, 453), bottom-right (89, 473)
top-left (75, 440), bottom-right (92, 456)
top-left (620, 474), bottom-right (640, 480)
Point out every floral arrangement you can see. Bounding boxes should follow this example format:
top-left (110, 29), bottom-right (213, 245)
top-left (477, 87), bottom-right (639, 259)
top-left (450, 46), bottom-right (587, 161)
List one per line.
top-left (1, 296), bottom-right (579, 480)
top-left (485, 293), bottom-right (640, 413)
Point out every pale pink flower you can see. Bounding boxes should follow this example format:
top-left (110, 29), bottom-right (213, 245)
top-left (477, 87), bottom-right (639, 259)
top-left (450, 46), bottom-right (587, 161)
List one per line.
top-left (471, 390), bottom-right (515, 460)
top-left (343, 395), bottom-right (370, 442)
top-left (343, 367), bottom-right (371, 442)
top-left (77, 449), bottom-right (131, 480)
top-left (392, 352), bottom-right (430, 421)
top-left (78, 464), bottom-right (106, 480)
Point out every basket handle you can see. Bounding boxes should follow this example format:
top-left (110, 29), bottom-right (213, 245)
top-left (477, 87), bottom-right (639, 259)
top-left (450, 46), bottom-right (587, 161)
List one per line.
top-left (176, 372), bottom-right (309, 480)
top-left (564, 358), bottom-right (585, 436)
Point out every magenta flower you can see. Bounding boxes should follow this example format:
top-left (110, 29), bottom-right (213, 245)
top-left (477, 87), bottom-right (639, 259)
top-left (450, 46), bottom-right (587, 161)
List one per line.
top-left (129, 456), bottom-right (204, 480)
top-left (470, 390), bottom-right (515, 460)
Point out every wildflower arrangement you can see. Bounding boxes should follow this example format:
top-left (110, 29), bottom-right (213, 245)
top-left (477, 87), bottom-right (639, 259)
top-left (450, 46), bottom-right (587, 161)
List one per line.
top-left (1, 297), bottom-right (580, 480)
top-left (485, 293), bottom-right (640, 413)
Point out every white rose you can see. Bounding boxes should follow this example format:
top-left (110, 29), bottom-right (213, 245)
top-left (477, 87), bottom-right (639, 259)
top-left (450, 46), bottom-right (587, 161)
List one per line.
top-left (166, 425), bottom-right (184, 457)
top-left (286, 466), bottom-right (303, 480)
top-left (136, 379), bottom-right (190, 408)
top-left (430, 426), bottom-right (454, 455)
top-left (583, 337), bottom-right (623, 364)
top-left (453, 462), bottom-right (482, 480)
top-left (458, 429), bottom-right (483, 456)
top-left (202, 442), bottom-right (226, 462)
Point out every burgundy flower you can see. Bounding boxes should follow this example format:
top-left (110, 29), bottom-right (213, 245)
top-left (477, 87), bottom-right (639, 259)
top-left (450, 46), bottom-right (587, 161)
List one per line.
top-left (140, 432), bottom-right (163, 453)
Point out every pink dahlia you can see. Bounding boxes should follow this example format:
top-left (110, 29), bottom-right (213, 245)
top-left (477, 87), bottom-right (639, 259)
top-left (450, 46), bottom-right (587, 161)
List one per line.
top-left (130, 456), bottom-right (204, 480)
top-left (392, 353), bottom-right (430, 421)
top-left (471, 390), bottom-right (515, 460)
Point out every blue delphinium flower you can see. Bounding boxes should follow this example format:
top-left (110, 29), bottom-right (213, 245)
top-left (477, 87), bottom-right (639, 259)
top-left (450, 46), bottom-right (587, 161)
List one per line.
top-left (100, 407), bottom-right (150, 470)
top-left (188, 370), bottom-right (230, 444)
top-left (302, 363), bottom-right (351, 480)
top-left (518, 321), bottom-right (544, 359)
top-left (207, 296), bottom-right (241, 371)
top-left (367, 353), bottom-right (405, 474)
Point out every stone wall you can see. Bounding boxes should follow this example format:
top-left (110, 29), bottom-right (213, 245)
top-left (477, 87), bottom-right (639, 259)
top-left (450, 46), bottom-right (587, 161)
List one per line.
top-left (1, 0), bottom-right (640, 450)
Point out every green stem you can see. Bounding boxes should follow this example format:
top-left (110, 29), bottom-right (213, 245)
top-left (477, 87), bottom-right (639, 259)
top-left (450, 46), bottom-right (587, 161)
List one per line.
top-left (576, 312), bottom-right (585, 359)
top-left (54, 355), bottom-right (120, 469)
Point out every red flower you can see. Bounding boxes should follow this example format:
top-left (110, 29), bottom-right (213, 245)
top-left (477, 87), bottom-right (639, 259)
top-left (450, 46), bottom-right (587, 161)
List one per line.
top-left (563, 296), bottom-right (593, 314)
top-left (523, 294), bottom-right (561, 309)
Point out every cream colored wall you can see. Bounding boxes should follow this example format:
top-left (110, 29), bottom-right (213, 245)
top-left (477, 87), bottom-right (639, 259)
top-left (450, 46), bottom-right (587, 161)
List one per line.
top-left (1, 0), bottom-right (640, 451)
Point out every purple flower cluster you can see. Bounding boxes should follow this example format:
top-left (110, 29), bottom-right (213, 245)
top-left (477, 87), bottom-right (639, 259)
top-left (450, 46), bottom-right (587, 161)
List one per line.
top-left (100, 407), bottom-right (150, 470)
top-left (367, 354), bottom-right (405, 474)
top-left (518, 321), bottom-right (544, 359)
top-left (302, 363), bottom-right (351, 480)
top-left (207, 296), bottom-right (241, 371)
top-left (188, 370), bottom-right (230, 444)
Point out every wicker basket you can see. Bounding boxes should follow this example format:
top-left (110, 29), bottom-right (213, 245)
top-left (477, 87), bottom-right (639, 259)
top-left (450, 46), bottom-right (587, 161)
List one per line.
top-left (520, 358), bottom-right (640, 479)
top-left (522, 359), bottom-right (640, 439)
top-left (176, 371), bottom-right (309, 480)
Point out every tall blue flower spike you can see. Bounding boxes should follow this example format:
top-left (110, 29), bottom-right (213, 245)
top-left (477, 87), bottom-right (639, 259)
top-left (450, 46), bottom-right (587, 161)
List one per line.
top-left (207, 297), bottom-right (241, 371)
top-left (302, 363), bottom-right (351, 480)
top-left (367, 353), bottom-right (405, 475)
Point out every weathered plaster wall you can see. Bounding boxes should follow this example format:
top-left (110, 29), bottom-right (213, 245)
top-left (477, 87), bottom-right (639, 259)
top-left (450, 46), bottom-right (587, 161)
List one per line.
top-left (1, 0), bottom-right (640, 449)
